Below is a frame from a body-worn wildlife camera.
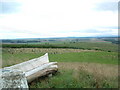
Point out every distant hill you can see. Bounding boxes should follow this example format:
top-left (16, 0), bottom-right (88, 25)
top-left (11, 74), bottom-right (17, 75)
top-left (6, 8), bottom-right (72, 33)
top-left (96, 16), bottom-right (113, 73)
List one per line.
top-left (1, 37), bottom-right (119, 44)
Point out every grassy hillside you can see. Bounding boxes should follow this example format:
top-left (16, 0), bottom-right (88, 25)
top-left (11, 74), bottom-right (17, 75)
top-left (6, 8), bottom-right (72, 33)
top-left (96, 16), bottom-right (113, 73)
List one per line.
top-left (2, 48), bottom-right (118, 67)
top-left (2, 41), bottom-right (118, 88)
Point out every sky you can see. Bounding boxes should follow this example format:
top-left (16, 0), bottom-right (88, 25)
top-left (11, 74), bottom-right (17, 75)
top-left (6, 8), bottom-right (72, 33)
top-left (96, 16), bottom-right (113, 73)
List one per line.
top-left (0, 0), bottom-right (119, 39)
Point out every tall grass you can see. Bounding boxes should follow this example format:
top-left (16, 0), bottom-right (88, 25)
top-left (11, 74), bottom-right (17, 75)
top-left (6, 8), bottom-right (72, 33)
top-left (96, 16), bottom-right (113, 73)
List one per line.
top-left (29, 69), bottom-right (118, 88)
top-left (2, 48), bottom-right (118, 88)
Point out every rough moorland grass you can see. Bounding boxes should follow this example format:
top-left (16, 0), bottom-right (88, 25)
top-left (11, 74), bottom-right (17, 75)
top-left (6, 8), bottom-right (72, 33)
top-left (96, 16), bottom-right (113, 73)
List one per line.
top-left (29, 69), bottom-right (118, 88)
top-left (2, 48), bottom-right (118, 88)
top-left (58, 62), bottom-right (118, 78)
top-left (29, 62), bottom-right (118, 88)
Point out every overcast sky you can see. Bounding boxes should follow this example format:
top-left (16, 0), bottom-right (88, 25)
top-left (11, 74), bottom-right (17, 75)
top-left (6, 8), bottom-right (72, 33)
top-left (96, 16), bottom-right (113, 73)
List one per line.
top-left (0, 0), bottom-right (118, 39)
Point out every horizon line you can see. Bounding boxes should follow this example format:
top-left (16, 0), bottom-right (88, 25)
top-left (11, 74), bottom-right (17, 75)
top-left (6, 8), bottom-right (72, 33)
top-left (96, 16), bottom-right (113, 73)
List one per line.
top-left (1, 35), bottom-right (119, 40)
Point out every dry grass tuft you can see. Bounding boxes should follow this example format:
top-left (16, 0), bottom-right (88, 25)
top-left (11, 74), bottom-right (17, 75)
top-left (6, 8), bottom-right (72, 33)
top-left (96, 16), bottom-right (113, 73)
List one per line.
top-left (58, 62), bottom-right (118, 78)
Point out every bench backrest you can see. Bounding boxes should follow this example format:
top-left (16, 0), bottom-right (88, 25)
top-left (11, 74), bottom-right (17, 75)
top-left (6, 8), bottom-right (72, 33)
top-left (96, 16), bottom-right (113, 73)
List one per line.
top-left (7, 53), bottom-right (49, 72)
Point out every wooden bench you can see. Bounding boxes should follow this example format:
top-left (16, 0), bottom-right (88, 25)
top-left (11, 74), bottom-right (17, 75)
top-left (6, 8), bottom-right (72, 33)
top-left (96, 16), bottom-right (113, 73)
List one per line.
top-left (1, 53), bottom-right (58, 89)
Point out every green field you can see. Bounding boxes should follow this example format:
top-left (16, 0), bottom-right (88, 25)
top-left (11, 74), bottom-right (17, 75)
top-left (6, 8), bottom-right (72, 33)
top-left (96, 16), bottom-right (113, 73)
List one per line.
top-left (1, 37), bottom-right (119, 88)
top-left (2, 41), bottom-right (118, 52)
top-left (49, 52), bottom-right (118, 64)
top-left (2, 47), bottom-right (118, 88)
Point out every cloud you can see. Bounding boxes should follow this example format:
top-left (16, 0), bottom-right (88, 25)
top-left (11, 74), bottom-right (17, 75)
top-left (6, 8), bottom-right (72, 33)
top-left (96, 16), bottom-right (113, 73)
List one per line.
top-left (0, 1), bottom-right (21, 14)
top-left (0, 0), bottom-right (118, 39)
top-left (70, 26), bottom-right (118, 35)
top-left (95, 1), bottom-right (118, 12)
top-left (0, 26), bottom-right (118, 39)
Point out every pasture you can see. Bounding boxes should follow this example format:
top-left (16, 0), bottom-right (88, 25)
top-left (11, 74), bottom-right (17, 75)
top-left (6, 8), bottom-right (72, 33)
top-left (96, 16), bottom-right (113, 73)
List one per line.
top-left (2, 48), bottom-right (118, 88)
top-left (2, 41), bottom-right (118, 52)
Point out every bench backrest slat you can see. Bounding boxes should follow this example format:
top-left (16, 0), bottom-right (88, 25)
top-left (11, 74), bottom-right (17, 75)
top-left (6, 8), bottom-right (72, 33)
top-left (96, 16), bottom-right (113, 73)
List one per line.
top-left (8, 53), bottom-right (49, 72)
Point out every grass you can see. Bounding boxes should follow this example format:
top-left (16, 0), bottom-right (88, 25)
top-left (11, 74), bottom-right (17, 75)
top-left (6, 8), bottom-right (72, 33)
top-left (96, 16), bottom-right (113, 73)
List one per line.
top-left (49, 52), bottom-right (118, 64)
top-left (2, 41), bottom-right (118, 52)
top-left (58, 62), bottom-right (118, 78)
top-left (29, 63), bottom-right (118, 88)
top-left (2, 48), bottom-right (118, 67)
top-left (2, 52), bottom-right (44, 67)
top-left (2, 48), bottom-right (119, 88)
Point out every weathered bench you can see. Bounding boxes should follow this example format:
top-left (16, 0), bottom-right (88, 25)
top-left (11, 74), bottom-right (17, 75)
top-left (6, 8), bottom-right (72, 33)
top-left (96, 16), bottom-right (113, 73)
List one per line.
top-left (0, 53), bottom-right (58, 89)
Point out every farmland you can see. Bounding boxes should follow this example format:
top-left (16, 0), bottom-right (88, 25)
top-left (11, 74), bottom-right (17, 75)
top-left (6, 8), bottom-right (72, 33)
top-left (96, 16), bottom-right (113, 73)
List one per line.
top-left (2, 41), bottom-right (118, 52)
top-left (2, 48), bottom-right (118, 67)
top-left (1, 37), bottom-right (119, 88)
